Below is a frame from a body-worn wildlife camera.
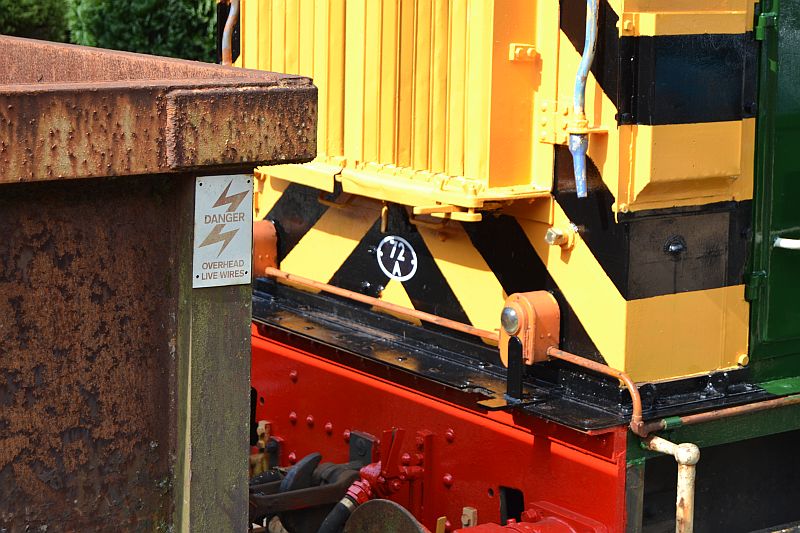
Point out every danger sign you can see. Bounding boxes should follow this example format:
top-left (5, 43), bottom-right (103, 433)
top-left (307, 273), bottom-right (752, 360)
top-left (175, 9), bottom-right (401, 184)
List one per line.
top-left (193, 175), bottom-right (253, 288)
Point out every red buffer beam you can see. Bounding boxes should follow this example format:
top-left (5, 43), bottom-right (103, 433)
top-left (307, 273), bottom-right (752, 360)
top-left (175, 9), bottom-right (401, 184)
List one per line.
top-left (252, 325), bottom-right (628, 531)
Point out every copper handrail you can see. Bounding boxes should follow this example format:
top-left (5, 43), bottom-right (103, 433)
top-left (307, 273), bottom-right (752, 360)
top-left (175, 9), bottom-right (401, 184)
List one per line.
top-left (262, 266), bottom-right (500, 342)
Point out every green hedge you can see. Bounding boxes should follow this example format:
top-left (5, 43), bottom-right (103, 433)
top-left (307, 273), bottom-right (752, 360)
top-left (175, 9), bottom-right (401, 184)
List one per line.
top-left (67, 0), bottom-right (217, 62)
top-left (0, 0), bottom-right (69, 42)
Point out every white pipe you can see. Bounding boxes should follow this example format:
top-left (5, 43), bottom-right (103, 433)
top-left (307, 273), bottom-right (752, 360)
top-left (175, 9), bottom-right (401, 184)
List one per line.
top-left (774, 237), bottom-right (800, 250)
top-left (643, 436), bottom-right (700, 533)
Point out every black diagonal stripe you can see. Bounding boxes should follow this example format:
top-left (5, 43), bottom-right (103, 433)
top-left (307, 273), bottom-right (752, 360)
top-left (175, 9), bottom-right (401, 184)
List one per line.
top-left (553, 145), bottom-right (752, 300)
top-left (559, 0), bottom-right (757, 125)
top-left (463, 215), bottom-right (606, 364)
top-left (328, 219), bottom-right (390, 298)
top-left (328, 205), bottom-right (471, 328)
top-left (265, 183), bottom-right (333, 263)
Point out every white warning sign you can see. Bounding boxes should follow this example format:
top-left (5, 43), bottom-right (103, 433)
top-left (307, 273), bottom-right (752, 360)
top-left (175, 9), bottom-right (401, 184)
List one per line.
top-left (193, 174), bottom-right (253, 288)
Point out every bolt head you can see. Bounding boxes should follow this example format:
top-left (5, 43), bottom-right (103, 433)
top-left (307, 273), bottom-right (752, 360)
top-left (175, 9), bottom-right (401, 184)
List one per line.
top-left (545, 227), bottom-right (567, 246)
top-left (324, 422), bottom-right (333, 434)
top-left (288, 452), bottom-right (297, 464)
top-left (500, 306), bottom-right (520, 335)
top-left (442, 473), bottom-right (454, 488)
top-left (289, 370), bottom-right (298, 382)
top-left (306, 415), bottom-right (314, 427)
top-left (445, 429), bottom-right (455, 443)
top-left (288, 411), bottom-right (297, 424)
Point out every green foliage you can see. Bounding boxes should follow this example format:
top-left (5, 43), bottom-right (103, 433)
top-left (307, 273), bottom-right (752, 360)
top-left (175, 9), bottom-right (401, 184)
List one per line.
top-left (0, 0), bottom-right (69, 42)
top-left (67, 0), bottom-right (217, 62)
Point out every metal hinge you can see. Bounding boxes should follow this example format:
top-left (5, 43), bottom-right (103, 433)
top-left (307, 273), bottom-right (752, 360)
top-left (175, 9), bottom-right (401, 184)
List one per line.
top-left (745, 270), bottom-right (767, 301)
top-left (755, 11), bottom-right (777, 41)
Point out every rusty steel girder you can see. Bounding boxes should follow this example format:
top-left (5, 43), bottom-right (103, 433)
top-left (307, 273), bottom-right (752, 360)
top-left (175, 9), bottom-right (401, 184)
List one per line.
top-left (0, 36), bottom-right (316, 182)
top-left (0, 36), bottom-right (316, 531)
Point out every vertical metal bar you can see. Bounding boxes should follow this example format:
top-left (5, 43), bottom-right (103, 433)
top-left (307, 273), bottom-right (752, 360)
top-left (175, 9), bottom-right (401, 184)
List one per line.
top-left (625, 461), bottom-right (645, 533)
top-left (506, 336), bottom-right (524, 400)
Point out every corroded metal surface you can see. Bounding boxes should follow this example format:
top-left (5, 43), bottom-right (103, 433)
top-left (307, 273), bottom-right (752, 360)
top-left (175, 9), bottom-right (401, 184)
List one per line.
top-left (0, 35), bottom-right (317, 531)
top-left (0, 176), bottom-right (179, 530)
top-left (0, 35), bottom-right (316, 183)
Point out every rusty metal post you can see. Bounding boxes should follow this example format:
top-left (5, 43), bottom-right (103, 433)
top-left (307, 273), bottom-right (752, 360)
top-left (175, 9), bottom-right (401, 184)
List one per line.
top-left (0, 36), bottom-right (316, 532)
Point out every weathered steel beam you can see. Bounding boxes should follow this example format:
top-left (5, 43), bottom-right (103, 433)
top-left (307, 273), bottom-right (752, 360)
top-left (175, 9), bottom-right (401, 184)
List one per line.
top-left (0, 36), bottom-right (316, 182)
top-left (0, 36), bottom-right (316, 532)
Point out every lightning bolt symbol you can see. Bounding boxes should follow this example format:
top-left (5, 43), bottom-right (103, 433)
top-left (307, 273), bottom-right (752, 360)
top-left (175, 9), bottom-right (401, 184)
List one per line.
top-left (214, 181), bottom-right (249, 212)
top-left (200, 223), bottom-right (238, 257)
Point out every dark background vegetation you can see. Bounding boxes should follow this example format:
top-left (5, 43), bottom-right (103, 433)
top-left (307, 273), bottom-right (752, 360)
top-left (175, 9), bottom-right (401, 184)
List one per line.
top-left (0, 0), bottom-right (217, 62)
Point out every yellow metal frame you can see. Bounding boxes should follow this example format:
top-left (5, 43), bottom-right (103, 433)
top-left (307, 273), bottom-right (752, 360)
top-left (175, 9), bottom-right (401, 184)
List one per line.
top-left (242, 0), bottom-right (755, 383)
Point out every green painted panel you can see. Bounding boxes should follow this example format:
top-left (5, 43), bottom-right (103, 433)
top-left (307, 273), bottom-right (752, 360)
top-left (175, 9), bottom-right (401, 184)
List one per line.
top-left (627, 402), bottom-right (800, 463)
top-left (750, 0), bottom-right (800, 380)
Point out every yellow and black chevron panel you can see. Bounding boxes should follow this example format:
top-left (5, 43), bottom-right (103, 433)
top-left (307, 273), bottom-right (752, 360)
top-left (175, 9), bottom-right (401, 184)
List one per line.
top-left (557, 0), bottom-right (757, 211)
top-left (257, 179), bottom-right (749, 384)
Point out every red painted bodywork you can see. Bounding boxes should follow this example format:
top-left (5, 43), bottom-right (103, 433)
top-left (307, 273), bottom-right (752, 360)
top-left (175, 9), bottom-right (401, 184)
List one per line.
top-left (252, 325), bottom-right (628, 532)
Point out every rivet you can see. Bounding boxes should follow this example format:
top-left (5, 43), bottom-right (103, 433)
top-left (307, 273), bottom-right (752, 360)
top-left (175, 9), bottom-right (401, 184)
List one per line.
top-left (445, 429), bottom-right (455, 443)
top-left (288, 452), bottom-right (297, 464)
top-left (289, 370), bottom-right (298, 382)
top-left (343, 429), bottom-right (351, 443)
top-left (289, 411), bottom-right (297, 424)
top-left (443, 473), bottom-right (454, 488)
top-left (306, 415), bottom-right (315, 427)
top-left (324, 422), bottom-right (333, 434)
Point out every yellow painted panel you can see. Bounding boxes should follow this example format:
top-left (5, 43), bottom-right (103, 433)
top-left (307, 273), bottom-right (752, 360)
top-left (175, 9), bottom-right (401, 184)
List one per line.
top-left (395, 0), bottom-right (415, 169)
top-left (313, 1), bottom-right (329, 156)
top-left (285, 0), bottom-right (300, 73)
top-left (463, 0), bottom-right (492, 182)
top-left (487, 0), bottom-right (536, 188)
top-left (429, 0), bottom-right (449, 174)
top-left (417, 223), bottom-right (506, 333)
top-left (344, 0), bottom-right (366, 163)
top-left (620, 0), bottom-right (753, 36)
top-left (252, 176), bottom-right (289, 221)
top-left (280, 200), bottom-right (379, 283)
top-left (629, 121), bottom-right (753, 208)
top-left (298, 0), bottom-right (315, 75)
top-left (724, 285), bottom-right (750, 367)
top-left (379, 0), bottom-right (399, 164)
top-left (363, 0), bottom-right (382, 164)
top-left (445, 0), bottom-right (466, 179)
top-left (375, 279), bottom-right (422, 325)
top-left (626, 285), bottom-right (748, 382)
top-left (270, 0), bottom-right (285, 72)
top-left (412, 0), bottom-right (432, 171)
top-left (530, 0), bottom-right (560, 192)
top-left (628, 12), bottom-right (748, 36)
top-left (326, 1), bottom-right (346, 158)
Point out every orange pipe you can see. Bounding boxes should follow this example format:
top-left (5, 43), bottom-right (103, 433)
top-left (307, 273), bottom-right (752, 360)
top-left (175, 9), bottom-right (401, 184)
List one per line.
top-left (641, 393), bottom-right (800, 435)
top-left (221, 0), bottom-right (240, 66)
top-left (262, 266), bottom-right (500, 342)
top-left (546, 347), bottom-right (645, 436)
